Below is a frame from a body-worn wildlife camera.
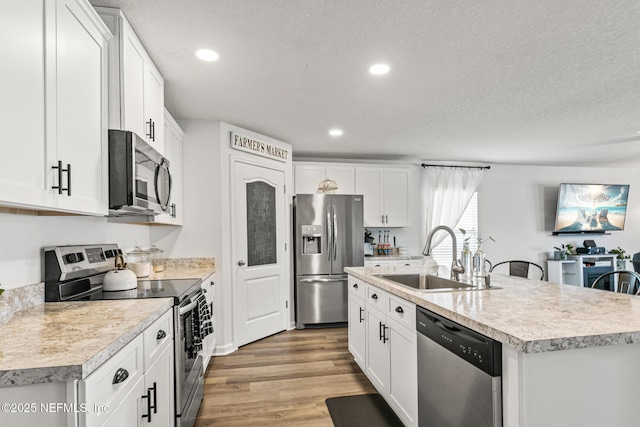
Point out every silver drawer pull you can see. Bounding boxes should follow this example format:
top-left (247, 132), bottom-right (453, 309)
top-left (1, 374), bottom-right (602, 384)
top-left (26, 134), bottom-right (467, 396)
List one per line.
top-left (395, 306), bottom-right (404, 314)
top-left (156, 329), bottom-right (167, 340)
top-left (371, 294), bottom-right (378, 300)
top-left (112, 368), bottom-right (129, 384)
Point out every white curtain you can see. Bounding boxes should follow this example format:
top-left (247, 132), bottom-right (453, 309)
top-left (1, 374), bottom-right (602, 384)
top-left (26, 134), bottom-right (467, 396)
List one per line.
top-left (422, 166), bottom-right (486, 248)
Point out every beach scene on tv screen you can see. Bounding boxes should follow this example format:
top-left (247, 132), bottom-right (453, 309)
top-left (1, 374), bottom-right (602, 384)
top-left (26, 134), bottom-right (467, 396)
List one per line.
top-left (555, 184), bottom-right (629, 232)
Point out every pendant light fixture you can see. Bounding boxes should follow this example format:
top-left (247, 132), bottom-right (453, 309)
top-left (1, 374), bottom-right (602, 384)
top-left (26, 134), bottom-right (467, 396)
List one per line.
top-left (317, 177), bottom-right (338, 193)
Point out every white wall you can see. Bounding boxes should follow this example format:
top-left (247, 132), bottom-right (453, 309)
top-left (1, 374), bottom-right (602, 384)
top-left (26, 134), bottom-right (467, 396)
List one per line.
top-left (478, 164), bottom-right (640, 277)
top-left (150, 120), bottom-right (222, 259)
top-left (0, 212), bottom-right (149, 290)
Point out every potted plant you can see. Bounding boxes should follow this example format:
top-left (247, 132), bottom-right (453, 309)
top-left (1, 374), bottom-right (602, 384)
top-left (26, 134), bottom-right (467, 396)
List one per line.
top-left (553, 244), bottom-right (574, 260)
top-left (609, 247), bottom-right (630, 269)
top-left (0, 286), bottom-right (13, 325)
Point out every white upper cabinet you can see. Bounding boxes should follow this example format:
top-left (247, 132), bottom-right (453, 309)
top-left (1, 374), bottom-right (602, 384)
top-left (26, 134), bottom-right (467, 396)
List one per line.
top-left (356, 166), bottom-right (412, 227)
top-left (150, 110), bottom-right (184, 225)
top-left (293, 163), bottom-right (355, 194)
top-left (0, 0), bottom-right (109, 215)
top-left (95, 7), bottom-right (165, 155)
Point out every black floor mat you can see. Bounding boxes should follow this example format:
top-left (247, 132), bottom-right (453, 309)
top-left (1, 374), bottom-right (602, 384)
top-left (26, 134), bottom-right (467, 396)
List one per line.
top-left (325, 393), bottom-right (404, 427)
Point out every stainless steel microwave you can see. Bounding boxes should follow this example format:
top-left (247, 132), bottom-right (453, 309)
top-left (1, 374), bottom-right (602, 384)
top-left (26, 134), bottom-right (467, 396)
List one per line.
top-left (108, 130), bottom-right (171, 216)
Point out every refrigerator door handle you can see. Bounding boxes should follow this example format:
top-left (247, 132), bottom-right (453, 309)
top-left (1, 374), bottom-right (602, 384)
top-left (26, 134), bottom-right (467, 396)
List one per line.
top-left (332, 204), bottom-right (338, 261)
top-left (327, 206), bottom-right (332, 261)
top-left (299, 277), bottom-right (348, 283)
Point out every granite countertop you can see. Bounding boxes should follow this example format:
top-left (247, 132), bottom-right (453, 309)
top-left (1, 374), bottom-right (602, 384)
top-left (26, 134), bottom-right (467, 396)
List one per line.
top-left (365, 255), bottom-right (423, 261)
top-left (345, 265), bottom-right (640, 354)
top-left (144, 258), bottom-right (215, 281)
top-left (0, 298), bottom-right (173, 387)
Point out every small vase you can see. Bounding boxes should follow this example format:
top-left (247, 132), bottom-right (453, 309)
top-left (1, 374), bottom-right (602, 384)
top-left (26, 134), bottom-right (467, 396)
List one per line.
top-left (461, 242), bottom-right (473, 282)
top-left (616, 259), bottom-right (627, 270)
top-left (0, 298), bottom-right (13, 325)
top-left (472, 244), bottom-right (486, 279)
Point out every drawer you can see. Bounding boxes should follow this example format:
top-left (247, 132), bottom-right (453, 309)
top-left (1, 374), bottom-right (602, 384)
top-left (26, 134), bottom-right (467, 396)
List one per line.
top-left (143, 308), bottom-right (174, 370)
top-left (366, 284), bottom-right (389, 310)
top-left (365, 260), bottom-right (389, 267)
top-left (395, 260), bottom-right (421, 268)
top-left (348, 276), bottom-right (365, 300)
top-left (387, 294), bottom-right (416, 330)
top-left (79, 334), bottom-right (144, 426)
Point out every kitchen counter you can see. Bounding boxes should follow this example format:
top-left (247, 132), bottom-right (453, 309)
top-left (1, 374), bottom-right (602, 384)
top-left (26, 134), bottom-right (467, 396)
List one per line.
top-left (365, 255), bottom-right (423, 261)
top-left (345, 265), bottom-right (640, 353)
top-left (0, 298), bottom-right (173, 387)
top-left (145, 257), bottom-right (215, 281)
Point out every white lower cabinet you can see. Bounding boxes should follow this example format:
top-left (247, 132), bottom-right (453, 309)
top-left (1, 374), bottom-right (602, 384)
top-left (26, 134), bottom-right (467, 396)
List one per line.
top-left (350, 279), bottom-right (417, 427)
top-left (201, 273), bottom-right (217, 369)
top-left (364, 259), bottom-right (421, 268)
top-left (79, 308), bottom-right (175, 427)
top-left (347, 277), bottom-right (366, 369)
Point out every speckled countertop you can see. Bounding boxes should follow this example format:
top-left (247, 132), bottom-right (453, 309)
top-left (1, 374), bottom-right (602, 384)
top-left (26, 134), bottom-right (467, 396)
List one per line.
top-left (345, 265), bottom-right (640, 354)
top-left (0, 258), bottom-right (215, 388)
top-left (365, 255), bottom-right (423, 261)
top-left (0, 299), bottom-right (173, 387)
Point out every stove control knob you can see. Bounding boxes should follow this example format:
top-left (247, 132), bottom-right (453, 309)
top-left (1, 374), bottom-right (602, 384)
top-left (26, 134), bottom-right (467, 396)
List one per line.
top-left (64, 253), bottom-right (78, 264)
top-left (104, 249), bottom-right (114, 258)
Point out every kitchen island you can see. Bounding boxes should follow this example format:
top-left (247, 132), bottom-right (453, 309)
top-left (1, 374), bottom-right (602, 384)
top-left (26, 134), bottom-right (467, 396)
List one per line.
top-left (346, 265), bottom-right (640, 427)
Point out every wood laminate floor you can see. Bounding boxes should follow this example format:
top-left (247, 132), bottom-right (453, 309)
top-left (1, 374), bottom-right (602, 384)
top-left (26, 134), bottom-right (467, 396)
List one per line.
top-left (195, 327), bottom-right (376, 426)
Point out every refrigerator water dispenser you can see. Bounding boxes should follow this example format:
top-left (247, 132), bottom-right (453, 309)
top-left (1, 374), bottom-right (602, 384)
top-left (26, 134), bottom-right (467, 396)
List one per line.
top-left (301, 224), bottom-right (322, 254)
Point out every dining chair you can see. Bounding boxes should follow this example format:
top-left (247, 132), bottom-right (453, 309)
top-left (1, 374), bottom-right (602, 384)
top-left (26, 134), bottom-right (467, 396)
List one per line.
top-left (591, 270), bottom-right (640, 295)
top-left (490, 260), bottom-right (544, 280)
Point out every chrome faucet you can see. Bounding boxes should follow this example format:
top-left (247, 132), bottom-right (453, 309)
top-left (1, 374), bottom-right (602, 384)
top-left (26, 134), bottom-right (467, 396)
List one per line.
top-left (422, 225), bottom-right (464, 281)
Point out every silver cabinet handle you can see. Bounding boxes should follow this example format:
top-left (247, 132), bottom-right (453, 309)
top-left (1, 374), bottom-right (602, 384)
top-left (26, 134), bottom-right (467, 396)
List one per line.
top-left (238, 260), bottom-right (246, 266)
top-left (156, 330), bottom-right (167, 340)
top-left (385, 214), bottom-right (388, 224)
top-left (381, 214), bottom-right (384, 224)
top-left (112, 368), bottom-right (129, 384)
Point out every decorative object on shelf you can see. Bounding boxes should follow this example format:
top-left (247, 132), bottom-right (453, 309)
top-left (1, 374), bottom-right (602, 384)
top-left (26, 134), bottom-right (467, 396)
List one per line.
top-left (553, 243), bottom-right (575, 260)
top-left (317, 177), bottom-right (338, 193)
top-left (0, 286), bottom-right (13, 325)
top-left (609, 247), bottom-right (630, 270)
top-left (472, 234), bottom-right (495, 280)
top-left (459, 228), bottom-right (473, 281)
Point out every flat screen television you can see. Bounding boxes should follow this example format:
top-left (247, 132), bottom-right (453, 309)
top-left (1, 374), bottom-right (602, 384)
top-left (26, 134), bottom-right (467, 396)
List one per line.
top-left (554, 183), bottom-right (630, 233)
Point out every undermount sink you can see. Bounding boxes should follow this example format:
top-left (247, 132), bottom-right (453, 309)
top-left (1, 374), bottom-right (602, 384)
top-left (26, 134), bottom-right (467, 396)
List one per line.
top-left (376, 273), bottom-right (495, 292)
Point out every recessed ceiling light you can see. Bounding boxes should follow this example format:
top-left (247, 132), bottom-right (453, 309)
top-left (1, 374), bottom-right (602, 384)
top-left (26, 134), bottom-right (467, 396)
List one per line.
top-left (369, 63), bottom-right (390, 75)
top-left (329, 129), bottom-right (343, 136)
top-left (195, 49), bottom-right (219, 62)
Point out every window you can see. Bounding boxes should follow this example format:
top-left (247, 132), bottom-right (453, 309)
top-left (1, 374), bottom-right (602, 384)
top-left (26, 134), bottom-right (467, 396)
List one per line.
top-left (431, 192), bottom-right (478, 266)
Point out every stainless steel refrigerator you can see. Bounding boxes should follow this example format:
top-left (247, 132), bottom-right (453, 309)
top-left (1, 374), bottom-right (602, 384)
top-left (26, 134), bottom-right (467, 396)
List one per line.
top-left (294, 194), bottom-right (364, 328)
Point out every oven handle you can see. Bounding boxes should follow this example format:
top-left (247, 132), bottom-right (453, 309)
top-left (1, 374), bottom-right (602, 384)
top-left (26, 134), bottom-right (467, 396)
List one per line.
top-left (179, 300), bottom-right (199, 316)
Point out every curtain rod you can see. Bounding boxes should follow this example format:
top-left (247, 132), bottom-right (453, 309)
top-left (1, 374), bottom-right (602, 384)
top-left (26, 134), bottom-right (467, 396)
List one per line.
top-left (421, 163), bottom-right (491, 170)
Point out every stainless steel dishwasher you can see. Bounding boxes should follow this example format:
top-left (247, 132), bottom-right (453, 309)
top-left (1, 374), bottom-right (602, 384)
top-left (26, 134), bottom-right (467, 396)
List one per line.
top-left (417, 307), bottom-right (502, 427)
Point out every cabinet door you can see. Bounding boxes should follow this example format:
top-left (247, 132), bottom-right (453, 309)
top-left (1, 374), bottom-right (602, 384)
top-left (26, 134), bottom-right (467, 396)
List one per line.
top-left (143, 344), bottom-right (174, 427)
top-left (348, 294), bottom-right (366, 369)
top-left (143, 60), bottom-right (165, 154)
top-left (121, 18), bottom-right (146, 139)
top-left (153, 113), bottom-right (183, 225)
top-left (294, 164), bottom-right (325, 194)
top-left (355, 167), bottom-right (384, 227)
top-left (365, 306), bottom-right (389, 393)
top-left (54, 0), bottom-right (109, 215)
top-left (200, 273), bottom-right (216, 369)
top-left (100, 376), bottom-right (145, 427)
top-left (0, 0), bottom-right (55, 210)
top-left (387, 319), bottom-right (418, 427)
top-left (383, 168), bottom-right (411, 227)
top-left (326, 165), bottom-right (355, 194)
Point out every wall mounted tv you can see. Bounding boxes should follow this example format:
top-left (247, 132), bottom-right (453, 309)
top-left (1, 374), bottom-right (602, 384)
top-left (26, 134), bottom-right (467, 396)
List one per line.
top-left (553, 183), bottom-right (630, 234)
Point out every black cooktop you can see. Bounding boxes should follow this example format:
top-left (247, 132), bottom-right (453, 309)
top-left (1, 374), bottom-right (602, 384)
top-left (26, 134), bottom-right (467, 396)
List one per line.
top-left (71, 278), bottom-right (201, 304)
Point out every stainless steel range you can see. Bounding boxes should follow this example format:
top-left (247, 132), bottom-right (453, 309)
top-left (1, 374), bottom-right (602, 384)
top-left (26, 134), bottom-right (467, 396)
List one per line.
top-left (44, 244), bottom-right (206, 427)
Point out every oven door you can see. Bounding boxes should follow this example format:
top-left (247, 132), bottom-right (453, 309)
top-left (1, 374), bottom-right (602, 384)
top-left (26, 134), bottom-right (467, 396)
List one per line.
top-left (175, 290), bottom-right (205, 425)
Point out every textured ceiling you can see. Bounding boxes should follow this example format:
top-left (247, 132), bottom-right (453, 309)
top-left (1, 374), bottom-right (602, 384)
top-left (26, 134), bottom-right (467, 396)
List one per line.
top-left (89, 0), bottom-right (640, 166)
